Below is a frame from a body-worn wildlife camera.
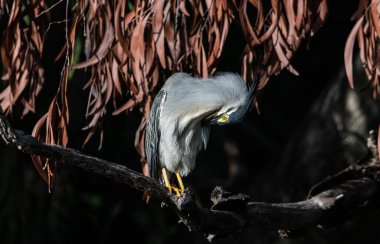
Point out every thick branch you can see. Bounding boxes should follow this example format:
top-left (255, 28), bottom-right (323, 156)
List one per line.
top-left (1, 110), bottom-right (380, 241)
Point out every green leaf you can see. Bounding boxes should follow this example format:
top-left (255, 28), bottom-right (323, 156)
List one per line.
top-left (68, 36), bottom-right (83, 80)
top-left (127, 1), bottom-right (135, 11)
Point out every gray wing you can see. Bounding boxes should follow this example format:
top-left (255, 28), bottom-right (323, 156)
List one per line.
top-left (145, 90), bottom-right (167, 181)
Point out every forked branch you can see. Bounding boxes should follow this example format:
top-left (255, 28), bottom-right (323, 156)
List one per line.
top-left (0, 109), bottom-right (380, 241)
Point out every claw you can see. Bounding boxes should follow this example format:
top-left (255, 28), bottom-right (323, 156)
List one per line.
top-left (172, 187), bottom-right (180, 196)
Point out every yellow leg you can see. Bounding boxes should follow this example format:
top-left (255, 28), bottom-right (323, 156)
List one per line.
top-left (162, 167), bottom-right (185, 197)
top-left (162, 168), bottom-right (172, 193)
top-left (176, 172), bottom-right (185, 193)
top-left (162, 167), bottom-right (181, 196)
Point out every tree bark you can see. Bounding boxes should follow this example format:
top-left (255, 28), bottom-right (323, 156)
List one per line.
top-left (0, 109), bottom-right (380, 241)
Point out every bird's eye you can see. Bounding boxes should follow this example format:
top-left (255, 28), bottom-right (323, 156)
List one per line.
top-left (217, 113), bottom-right (229, 123)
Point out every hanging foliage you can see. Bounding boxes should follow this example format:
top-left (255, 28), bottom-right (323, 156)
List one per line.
top-left (0, 0), bottom-right (332, 188)
top-left (0, 0), bottom-right (48, 117)
top-left (345, 0), bottom-right (380, 99)
top-left (240, 0), bottom-right (328, 88)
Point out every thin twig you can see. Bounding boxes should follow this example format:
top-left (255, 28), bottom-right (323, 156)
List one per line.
top-left (36, 0), bottom-right (64, 18)
top-left (43, 19), bottom-right (72, 39)
top-left (62, 0), bottom-right (70, 76)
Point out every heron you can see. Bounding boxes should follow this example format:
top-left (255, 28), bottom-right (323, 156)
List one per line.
top-left (145, 73), bottom-right (258, 196)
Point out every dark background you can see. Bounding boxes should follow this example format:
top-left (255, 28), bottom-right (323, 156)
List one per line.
top-left (1, 1), bottom-right (380, 244)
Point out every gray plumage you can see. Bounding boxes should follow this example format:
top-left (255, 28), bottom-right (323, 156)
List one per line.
top-left (145, 72), bottom-right (257, 181)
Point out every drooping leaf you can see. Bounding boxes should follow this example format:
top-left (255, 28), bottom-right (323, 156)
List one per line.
top-left (344, 17), bottom-right (364, 88)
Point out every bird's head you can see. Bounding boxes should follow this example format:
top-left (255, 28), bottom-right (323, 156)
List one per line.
top-left (203, 75), bottom-right (259, 125)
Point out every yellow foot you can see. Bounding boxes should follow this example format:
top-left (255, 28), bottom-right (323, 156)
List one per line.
top-left (161, 168), bottom-right (185, 197)
top-left (172, 186), bottom-right (181, 197)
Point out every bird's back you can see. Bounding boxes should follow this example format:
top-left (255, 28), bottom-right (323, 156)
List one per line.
top-left (146, 72), bottom-right (250, 177)
top-left (145, 90), bottom-right (167, 180)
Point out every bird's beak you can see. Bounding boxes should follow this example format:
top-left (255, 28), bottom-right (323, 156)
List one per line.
top-left (216, 113), bottom-right (229, 123)
top-left (203, 113), bottom-right (229, 125)
top-left (203, 113), bottom-right (217, 124)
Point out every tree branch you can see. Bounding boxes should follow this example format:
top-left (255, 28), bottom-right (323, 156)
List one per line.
top-left (1, 109), bottom-right (380, 241)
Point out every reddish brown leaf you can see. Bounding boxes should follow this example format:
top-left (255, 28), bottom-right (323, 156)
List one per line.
top-left (112, 98), bottom-right (137, 115)
top-left (31, 113), bottom-right (49, 183)
top-left (72, 22), bottom-right (115, 69)
top-left (272, 29), bottom-right (290, 69)
top-left (344, 17), bottom-right (364, 88)
top-left (371, 2), bottom-right (380, 36)
top-left (115, 1), bottom-right (134, 61)
top-left (111, 59), bottom-right (123, 95)
top-left (152, 0), bottom-right (167, 68)
top-left (179, 1), bottom-right (190, 16)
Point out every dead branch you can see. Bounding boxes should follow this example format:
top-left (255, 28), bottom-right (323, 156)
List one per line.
top-left (0, 109), bottom-right (380, 241)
